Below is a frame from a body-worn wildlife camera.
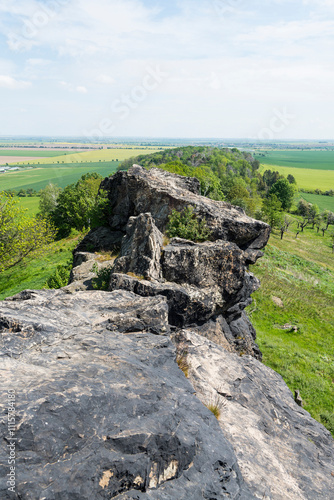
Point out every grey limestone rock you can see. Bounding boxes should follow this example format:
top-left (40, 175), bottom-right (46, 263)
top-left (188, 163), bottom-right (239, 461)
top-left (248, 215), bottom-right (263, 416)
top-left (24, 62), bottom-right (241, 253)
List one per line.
top-left (175, 329), bottom-right (334, 500)
top-left (113, 213), bottom-right (163, 281)
top-left (100, 165), bottom-right (270, 250)
top-left (0, 290), bottom-right (253, 499)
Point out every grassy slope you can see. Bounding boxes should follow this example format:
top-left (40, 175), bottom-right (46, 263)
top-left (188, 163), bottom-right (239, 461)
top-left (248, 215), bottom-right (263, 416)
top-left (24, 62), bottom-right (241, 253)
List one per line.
top-left (14, 148), bottom-right (161, 165)
top-left (0, 235), bottom-right (81, 300)
top-left (248, 227), bottom-right (334, 435)
top-left (255, 150), bottom-right (334, 170)
top-left (0, 161), bottom-right (119, 191)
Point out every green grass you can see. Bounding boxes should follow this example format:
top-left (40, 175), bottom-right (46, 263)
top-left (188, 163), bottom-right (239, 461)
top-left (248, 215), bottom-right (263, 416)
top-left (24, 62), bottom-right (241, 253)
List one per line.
top-left (248, 227), bottom-right (334, 435)
top-left (0, 235), bottom-right (82, 300)
top-left (255, 150), bottom-right (334, 170)
top-left (0, 150), bottom-right (67, 157)
top-left (260, 164), bottom-right (334, 191)
top-left (17, 196), bottom-right (40, 216)
top-left (298, 192), bottom-right (334, 212)
top-left (0, 161), bottom-right (119, 191)
top-left (15, 147), bottom-right (161, 165)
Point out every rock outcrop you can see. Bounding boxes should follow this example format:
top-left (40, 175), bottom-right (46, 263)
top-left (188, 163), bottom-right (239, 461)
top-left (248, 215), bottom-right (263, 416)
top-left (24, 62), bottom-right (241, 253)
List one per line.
top-left (1, 290), bottom-right (333, 499)
top-left (100, 165), bottom-right (270, 250)
top-left (72, 165), bottom-right (269, 358)
top-left (0, 289), bottom-right (254, 499)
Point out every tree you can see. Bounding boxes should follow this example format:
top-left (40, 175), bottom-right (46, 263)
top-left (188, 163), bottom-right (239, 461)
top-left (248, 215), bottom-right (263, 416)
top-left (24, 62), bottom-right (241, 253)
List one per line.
top-left (51, 173), bottom-right (106, 238)
top-left (39, 183), bottom-right (62, 216)
top-left (0, 192), bottom-right (55, 271)
top-left (269, 178), bottom-right (295, 210)
top-left (261, 194), bottom-right (283, 228)
top-left (287, 174), bottom-right (296, 184)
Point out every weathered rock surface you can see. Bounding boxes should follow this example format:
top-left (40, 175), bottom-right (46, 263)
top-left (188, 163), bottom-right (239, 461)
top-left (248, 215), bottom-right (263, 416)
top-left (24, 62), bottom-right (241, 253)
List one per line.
top-left (100, 165), bottom-right (270, 250)
top-left (175, 329), bottom-right (334, 500)
top-left (0, 290), bottom-right (254, 499)
top-left (113, 213), bottom-right (163, 281)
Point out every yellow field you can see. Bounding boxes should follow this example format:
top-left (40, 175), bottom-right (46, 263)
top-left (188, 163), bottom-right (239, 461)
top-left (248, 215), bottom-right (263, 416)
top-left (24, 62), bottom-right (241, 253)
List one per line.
top-left (13, 148), bottom-right (162, 166)
top-left (260, 164), bottom-right (334, 191)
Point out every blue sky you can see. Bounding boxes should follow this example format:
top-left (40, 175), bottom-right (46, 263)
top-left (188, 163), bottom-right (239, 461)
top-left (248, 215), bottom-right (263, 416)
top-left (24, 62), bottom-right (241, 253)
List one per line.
top-left (0, 0), bottom-right (334, 139)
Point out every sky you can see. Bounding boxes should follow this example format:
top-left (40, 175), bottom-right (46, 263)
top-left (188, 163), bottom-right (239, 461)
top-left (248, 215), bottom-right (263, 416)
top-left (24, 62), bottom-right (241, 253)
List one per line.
top-left (0, 0), bottom-right (334, 139)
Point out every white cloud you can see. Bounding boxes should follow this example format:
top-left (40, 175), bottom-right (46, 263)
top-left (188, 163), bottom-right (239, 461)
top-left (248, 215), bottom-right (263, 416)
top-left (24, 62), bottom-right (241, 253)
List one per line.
top-left (59, 81), bottom-right (88, 93)
top-left (95, 74), bottom-right (115, 85)
top-left (1, 0), bottom-right (334, 138)
top-left (0, 75), bottom-right (31, 89)
top-left (76, 85), bottom-right (88, 93)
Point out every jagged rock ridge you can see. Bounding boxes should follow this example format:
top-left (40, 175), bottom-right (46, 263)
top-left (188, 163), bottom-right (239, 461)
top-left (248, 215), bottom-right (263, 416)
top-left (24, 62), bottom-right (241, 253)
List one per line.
top-left (71, 165), bottom-right (270, 358)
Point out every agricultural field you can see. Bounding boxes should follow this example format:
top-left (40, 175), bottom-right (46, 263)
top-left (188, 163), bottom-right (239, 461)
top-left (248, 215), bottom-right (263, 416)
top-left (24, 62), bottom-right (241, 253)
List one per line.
top-left (298, 192), bottom-right (334, 212)
top-left (257, 150), bottom-right (334, 191)
top-left (13, 148), bottom-right (161, 166)
top-left (0, 150), bottom-right (66, 157)
top-left (259, 164), bottom-right (334, 191)
top-left (17, 196), bottom-right (40, 216)
top-left (248, 226), bottom-right (334, 435)
top-left (0, 161), bottom-right (119, 191)
top-left (255, 150), bottom-right (334, 170)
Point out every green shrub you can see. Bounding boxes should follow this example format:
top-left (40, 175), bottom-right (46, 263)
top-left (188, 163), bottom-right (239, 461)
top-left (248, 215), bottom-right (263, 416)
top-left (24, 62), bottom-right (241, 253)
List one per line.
top-left (45, 260), bottom-right (72, 289)
top-left (166, 206), bottom-right (212, 242)
top-left (320, 412), bottom-right (334, 435)
top-left (91, 264), bottom-right (113, 291)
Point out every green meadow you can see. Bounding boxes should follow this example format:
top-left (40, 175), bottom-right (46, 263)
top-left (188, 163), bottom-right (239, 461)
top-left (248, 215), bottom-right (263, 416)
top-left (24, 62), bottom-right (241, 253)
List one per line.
top-left (0, 161), bottom-right (119, 191)
top-left (255, 150), bottom-right (334, 170)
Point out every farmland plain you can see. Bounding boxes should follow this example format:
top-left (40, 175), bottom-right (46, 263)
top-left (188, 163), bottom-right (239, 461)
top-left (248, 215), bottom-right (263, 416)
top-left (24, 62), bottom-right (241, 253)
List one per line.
top-left (0, 162), bottom-right (119, 191)
top-left (14, 148), bottom-right (161, 165)
top-left (259, 164), bottom-right (334, 191)
top-left (0, 150), bottom-right (66, 157)
top-left (255, 150), bottom-right (334, 170)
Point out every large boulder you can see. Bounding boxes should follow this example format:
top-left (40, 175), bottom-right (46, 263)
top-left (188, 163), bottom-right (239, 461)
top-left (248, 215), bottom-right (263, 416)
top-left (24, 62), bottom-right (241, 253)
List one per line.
top-left (0, 290), bottom-right (254, 499)
top-left (100, 165), bottom-right (270, 250)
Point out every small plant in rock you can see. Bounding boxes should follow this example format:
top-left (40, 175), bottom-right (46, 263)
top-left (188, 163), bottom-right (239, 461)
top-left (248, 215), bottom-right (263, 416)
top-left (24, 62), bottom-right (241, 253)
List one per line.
top-left (91, 264), bottom-right (113, 291)
top-left (166, 206), bottom-right (212, 242)
top-left (126, 272), bottom-right (145, 280)
top-left (205, 392), bottom-right (227, 420)
top-left (176, 343), bottom-right (190, 378)
top-left (206, 403), bottom-right (221, 419)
